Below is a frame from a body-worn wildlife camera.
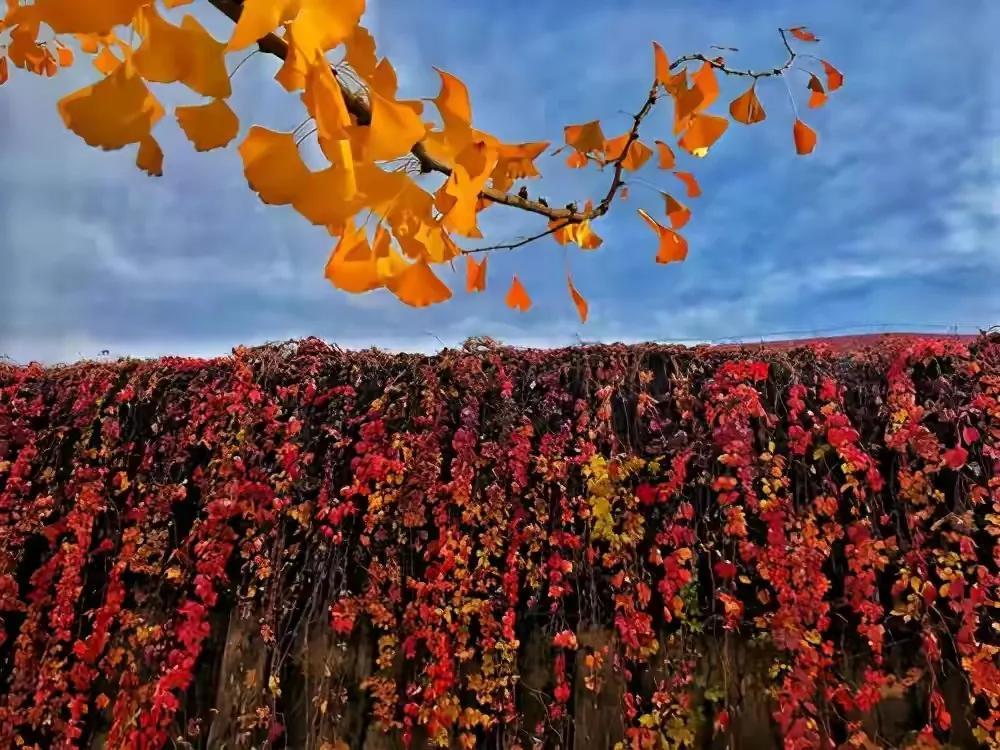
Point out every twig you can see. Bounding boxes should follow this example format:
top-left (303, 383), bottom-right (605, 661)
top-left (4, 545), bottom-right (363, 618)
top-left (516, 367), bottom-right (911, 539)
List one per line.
top-left (464, 221), bottom-right (572, 254)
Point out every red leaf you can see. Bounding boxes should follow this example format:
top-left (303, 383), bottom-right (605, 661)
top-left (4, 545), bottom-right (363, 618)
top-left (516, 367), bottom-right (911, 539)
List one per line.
top-left (788, 26), bottom-right (819, 42)
top-left (961, 426), bottom-right (980, 445)
top-left (942, 446), bottom-right (967, 469)
top-left (821, 59), bottom-right (844, 91)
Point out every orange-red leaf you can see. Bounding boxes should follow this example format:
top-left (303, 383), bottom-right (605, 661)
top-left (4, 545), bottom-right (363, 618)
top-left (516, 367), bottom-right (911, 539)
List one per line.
top-left (654, 140), bottom-right (675, 169)
top-left (637, 208), bottom-right (688, 265)
top-left (465, 254), bottom-right (487, 293)
top-left (505, 275), bottom-right (531, 312)
top-left (386, 260), bottom-right (452, 307)
top-left (663, 193), bottom-right (691, 230)
top-left (821, 59), bottom-right (843, 92)
top-left (564, 120), bottom-right (605, 155)
top-left (652, 41), bottom-right (670, 86)
top-left (567, 276), bottom-right (588, 323)
top-left (807, 74), bottom-right (826, 108)
top-left (788, 26), bottom-right (819, 42)
top-left (673, 171), bottom-right (702, 198)
top-left (793, 118), bottom-right (817, 155)
top-left (678, 112), bottom-right (728, 156)
top-left (729, 84), bottom-right (766, 124)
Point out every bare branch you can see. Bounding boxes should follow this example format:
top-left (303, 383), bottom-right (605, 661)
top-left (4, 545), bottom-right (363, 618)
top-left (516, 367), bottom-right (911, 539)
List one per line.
top-left (464, 221), bottom-right (572, 254)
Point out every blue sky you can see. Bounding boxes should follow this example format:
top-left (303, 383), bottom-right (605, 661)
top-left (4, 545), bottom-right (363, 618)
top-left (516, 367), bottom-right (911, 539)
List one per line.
top-left (1, 0), bottom-right (997, 362)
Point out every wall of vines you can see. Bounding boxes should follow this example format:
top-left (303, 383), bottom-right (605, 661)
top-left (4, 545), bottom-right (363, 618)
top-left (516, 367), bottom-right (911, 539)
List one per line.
top-left (0, 336), bottom-right (998, 750)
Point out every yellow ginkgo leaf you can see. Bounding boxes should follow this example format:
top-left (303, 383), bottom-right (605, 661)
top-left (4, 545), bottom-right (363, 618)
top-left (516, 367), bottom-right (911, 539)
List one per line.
top-left (678, 113), bottom-right (729, 156)
top-left (490, 141), bottom-right (548, 192)
top-left (175, 99), bottom-right (239, 151)
top-left (58, 62), bottom-right (164, 150)
top-left (55, 42), bottom-right (74, 67)
top-left (465, 255), bottom-right (487, 293)
top-left (227, 0), bottom-right (298, 52)
top-left (637, 208), bottom-right (688, 265)
top-left (31, 0), bottom-right (146, 35)
top-left (290, 0), bottom-right (365, 63)
top-left (433, 67), bottom-right (472, 128)
top-left (386, 260), bottom-right (452, 307)
top-left (505, 275), bottom-right (531, 312)
top-left (274, 24), bottom-right (308, 92)
top-left (135, 134), bottom-right (163, 176)
top-left (362, 89), bottom-right (428, 162)
top-left (691, 61), bottom-right (719, 111)
top-left (303, 61), bottom-right (352, 159)
top-left (604, 134), bottom-right (653, 171)
top-left (93, 46), bottom-right (122, 74)
top-left (436, 140), bottom-right (497, 238)
top-left (324, 222), bottom-right (381, 293)
top-left (567, 275), bottom-right (589, 323)
top-left (729, 84), bottom-right (766, 124)
top-left (134, 6), bottom-right (230, 99)
top-left (344, 25), bottom-right (377, 81)
top-left (652, 42), bottom-right (670, 86)
top-left (564, 120), bottom-right (605, 155)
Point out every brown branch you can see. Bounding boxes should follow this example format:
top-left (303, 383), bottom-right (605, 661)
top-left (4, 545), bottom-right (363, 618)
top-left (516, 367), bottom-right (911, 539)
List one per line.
top-left (207, 1), bottom-right (798, 241)
top-left (464, 221), bottom-right (572, 254)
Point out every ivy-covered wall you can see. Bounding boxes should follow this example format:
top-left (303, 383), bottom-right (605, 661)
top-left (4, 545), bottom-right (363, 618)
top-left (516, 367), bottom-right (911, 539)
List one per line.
top-left (0, 336), bottom-right (997, 749)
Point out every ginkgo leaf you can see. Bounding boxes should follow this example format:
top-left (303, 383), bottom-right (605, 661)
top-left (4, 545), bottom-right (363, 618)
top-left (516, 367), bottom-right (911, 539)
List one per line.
top-left (654, 140), bottom-right (675, 169)
top-left (565, 120), bottom-right (605, 155)
top-left (227, 0), bottom-right (299, 52)
top-left (672, 79), bottom-right (704, 125)
top-left (55, 42), bottom-right (73, 67)
top-left (566, 151), bottom-right (588, 169)
top-left (807, 74), bottom-right (827, 108)
top-left (175, 99), bottom-right (239, 151)
top-left (274, 23), bottom-right (308, 92)
top-left (604, 134), bottom-right (653, 171)
top-left (567, 275), bottom-right (588, 323)
top-left (433, 67), bottom-right (472, 127)
top-left (637, 208), bottom-right (688, 265)
top-left (386, 260), bottom-right (452, 307)
top-left (290, 0), bottom-right (365, 63)
top-left (325, 222), bottom-right (381, 293)
top-left (663, 193), bottom-right (691, 229)
top-left (821, 59), bottom-right (844, 91)
top-left (691, 61), bottom-right (719, 111)
top-left (490, 141), bottom-right (547, 191)
top-left (505, 275), bottom-right (531, 312)
top-left (678, 113), bottom-right (728, 155)
top-left (163, 0), bottom-right (194, 6)
top-left (0, 57), bottom-right (8, 85)
top-left (93, 46), bottom-right (121, 74)
top-left (363, 89), bottom-right (428, 162)
top-left (652, 41), bottom-right (670, 86)
top-left (303, 60), bottom-right (353, 162)
top-left (30, 0), bottom-right (147, 35)
top-left (58, 62), bottom-right (164, 150)
top-left (134, 7), bottom-right (231, 99)
top-left (465, 255), bottom-right (487, 293)
top-left (673, 171), bottom-right (702, 198)
top-left (729, 84), bottom-right (766, 124)
top-left (344, 25), bottom-right (377, 81)
top-left (793, 118), bottom-right (817, 155)
top-left (788, 26), bottom-right (819, 42)
top-left (136, 134), bottom-right (163, 176)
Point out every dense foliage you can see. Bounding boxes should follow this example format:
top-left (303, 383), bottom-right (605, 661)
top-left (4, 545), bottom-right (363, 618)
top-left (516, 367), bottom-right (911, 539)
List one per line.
top-left (0, 335), bottom-right (998, 749)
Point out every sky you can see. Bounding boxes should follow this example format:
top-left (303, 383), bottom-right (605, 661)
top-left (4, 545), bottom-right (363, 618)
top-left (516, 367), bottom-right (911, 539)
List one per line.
top-left (1, 0), bottom-right (998, 363)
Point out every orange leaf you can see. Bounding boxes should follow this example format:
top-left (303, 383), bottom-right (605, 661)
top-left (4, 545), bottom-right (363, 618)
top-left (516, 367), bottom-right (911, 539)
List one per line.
top-left (344, 25), bottom-right (377, 80)
top-left (0, 57), bottom-right (7, 85)
top-left (134, 7), bottom-right (231, 99)
top-left (567, 275), bottom-right (588, 323)
top-left (566, 151), bottom-right (588, 168)
top-left (564, 120), bottom-right (605, 155)
top-left (604, 133), bottom-right (653, 171)
top-left (663, 193), bottom-right (691, 229)
top-left (325, 222), bottom-right (381, 293)
top-left (290, 0), bottom-right (365, 62)
top-left (465, 254), bottom-right (487, 293)
top-left (691, 61), bottom-right (719, 111)
top-left (386, 260), bottom-right (452, 307)
top-left (807, 74), bottom-right (827, 108)
top-left (654, 140), bottom-right (675, 169)
top-left (678, 112), bottom-right (728, 156)
top-left (729, 84), bottom-right (766, 124)
top-left (363, 88), bottom-right (428, 161)
top-left (672, 79), bottom-right (704, 123)
top-left (135, 134), bottom-right (163, 176)
top-left (673, 171), bottom-right (702, 198)
top-left (821, 59), bottom-right (843, 92)
top-left (175, 98), bottom-right (239, 151)
top-left (637, 208), bottom-right (688, 265)
top-left (505, 275), bottom-right (531, 312)
top-left (788, 26), bottom-right (819, 42)
top-left (652, 41), bottom-right (670, 86)
top-left (55, 42), bottom-right (73, 67)
top-left (793, 118), bottom-right (817, 155)
top-left (93, 46), bottom-right (121, 74)
top-left (433, 67), bottom-right (472, 128)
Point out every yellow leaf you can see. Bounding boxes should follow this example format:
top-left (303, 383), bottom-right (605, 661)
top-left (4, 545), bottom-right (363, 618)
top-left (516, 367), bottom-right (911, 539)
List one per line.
top-left (564, 120), bottom-right (605, 155)
top-left (290, 0), bottom-right (365, 62)
top-left (362, 89), bottom-right (428, 162)
top-left (433, 67), bottom-right (472, 128)
top-left (678, 113), bottom-right (729, 155)
top-left (136, 135), bottom-right (163, 176)
top-left (386, 260), bottom-right (452, 307)
top-left (490, 141), bottom-right (547, 192)
top-left (465, 255), bottom-right (487, 293)
top-left (227, 0), bottom-right (299, 52)
top-left (134, 6), bottom-right (231, 99)
top-left (274, 23), bottom-right (308, 92)
top-left (58, 62), bottom-right (164, 150)
top-left (344, 25), bottom-right (377, 80)
top-left (175, 99), bottom-right (239, 151)
top-left (505, 275), bottom-right (531, 312)
top-left (31, 0), bottom-right (146, 35)
top-left (93, 46), bottom-right (122, 74)
top-left (324, 222), bottom-right (382, 293)
top-left (652, 41), bottom-right (670, 86)
top-left (567, 275), bottom-right (588, 323)
top-left (637, 208), bottom-right (688, 265)
top-left (303, 60), bottom-right (353, 159)
top-left (55, 42), bottom-right (74, 67)
top-left (435, 140), bottom-right (497, 238)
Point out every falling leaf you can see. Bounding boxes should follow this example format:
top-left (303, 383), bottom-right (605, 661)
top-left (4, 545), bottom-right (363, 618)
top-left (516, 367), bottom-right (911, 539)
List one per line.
top-left (654, 140), bottom-right (675, 169)
top-left (678, 112), bottom-right (728, 155)
top-left (134, 6), bottom-right (231, 99)
top-left (729, 84), bottom-right (766, 124)
top-left (691, 61), bottom-right (719, 110)
top-left (0, 57), bottom-right (8, 86)
top-left (793, 118), bottom-right (817, 155)
top-left (821, 59), bottom-right (844, 91)
top-left (505, 275), bottom-right (531, 312)
top-left (55, 42), bottom-right (73, 67)
top-left (788, 26), bottom-right (819, 42)
top-left (673, 171), bottom-right (702, 198)
top-left (58, 62), bottom-right (164, 150)
top-left (564, 120), bottom-right (605, 155)
top-left (637, 208), bottom-right (688, 265)
top-left (567, 275), bottom-right (588, 323)
top-left (386, 260), bottom-right (452, 307)
top-left (663, 193), bottom-right (691, 229)
top-left (652, 41), bottom-right (670, 86)
top-left (603, 134), bottom-right (653, 170)
top-left (135, 134), bottom-right (163, 176)
top-left (465, 255), bottom-right (487, 293)
top-left (175, 98), bottom-right (239, 151)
